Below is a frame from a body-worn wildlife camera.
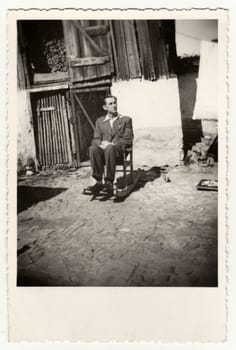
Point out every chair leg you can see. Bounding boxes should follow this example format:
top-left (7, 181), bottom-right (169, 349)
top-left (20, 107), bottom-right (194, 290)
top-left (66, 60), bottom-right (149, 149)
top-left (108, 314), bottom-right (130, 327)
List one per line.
top-left (123, 155), bottom-right (127, 189)
top-left (130, 151), bottom-right (134, 184)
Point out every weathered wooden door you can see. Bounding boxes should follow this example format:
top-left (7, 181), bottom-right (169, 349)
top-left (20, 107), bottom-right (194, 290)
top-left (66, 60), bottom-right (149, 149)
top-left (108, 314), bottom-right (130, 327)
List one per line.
top-left (62, 20), bottom-right (113, 163)
top-left (31, 90), bottom-right (73, 167)
top-left (63, 20), bottom-right (114, 84)
top-left (70, 87), bottom-right (110, 163)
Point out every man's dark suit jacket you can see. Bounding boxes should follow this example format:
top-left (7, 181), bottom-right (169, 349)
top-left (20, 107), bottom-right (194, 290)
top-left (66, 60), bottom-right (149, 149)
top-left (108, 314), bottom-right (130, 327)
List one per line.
top-left (92, 114), bottom-right (134, 148)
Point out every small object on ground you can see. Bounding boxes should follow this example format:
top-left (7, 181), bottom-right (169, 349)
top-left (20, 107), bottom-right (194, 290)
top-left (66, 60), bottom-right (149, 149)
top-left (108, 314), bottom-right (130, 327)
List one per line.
top-left (118, 227), bottom-right (130, 233)
top-left (160, 168), bottom-right (171, 183)
top-left (26, 170), bottom-right (34, 176)
top-left (206, 156), bottom-right (215, 167)
top-left (165, 176), bottom-right (171, 183)
top-left (197, 179), bottom-right (218, 191)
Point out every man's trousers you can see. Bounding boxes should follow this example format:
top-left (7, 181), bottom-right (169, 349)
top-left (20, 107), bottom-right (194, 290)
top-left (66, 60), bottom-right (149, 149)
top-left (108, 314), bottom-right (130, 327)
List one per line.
top-left (89, 144), bottom-right (123, 183)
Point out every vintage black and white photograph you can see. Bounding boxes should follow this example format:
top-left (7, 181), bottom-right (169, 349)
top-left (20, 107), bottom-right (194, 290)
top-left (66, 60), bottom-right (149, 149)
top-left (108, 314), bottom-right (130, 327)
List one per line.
top-left (16, 17), bottom-right (219, 287)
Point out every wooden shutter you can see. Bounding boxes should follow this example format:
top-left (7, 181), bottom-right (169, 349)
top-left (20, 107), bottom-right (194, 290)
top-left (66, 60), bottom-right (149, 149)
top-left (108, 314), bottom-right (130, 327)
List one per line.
top-left (136, 20), bottom-right (156, 80)
top-left (63, 20), bottom-right (114, 84)
top-left (17, 22), bottom-right (30, 90)
top-left (135, 20), bottom-right (170, 80)
top-left (111, 20), bottom-right (141, 80)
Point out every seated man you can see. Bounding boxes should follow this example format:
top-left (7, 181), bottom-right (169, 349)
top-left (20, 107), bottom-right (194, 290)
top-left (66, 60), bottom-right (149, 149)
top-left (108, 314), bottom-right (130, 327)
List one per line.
top-left (86, 95), bottom-right (134, 195)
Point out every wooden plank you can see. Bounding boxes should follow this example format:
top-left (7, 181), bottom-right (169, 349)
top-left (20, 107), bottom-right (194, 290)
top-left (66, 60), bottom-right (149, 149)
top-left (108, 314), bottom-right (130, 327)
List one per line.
top-left (48, 96), bottom-right (55, 165)
top-left (63, 21), bottom-right (83, 87)
top-left (39, 99), bottom-right (46, 165)
top-left (160, 39), bottom-right (169, 78)
top-left (29, 83), bottom-right (69, 93)
top-left (111, 21), bottom-right (129, 80)
top-left (92, 62), bottom-right (111, 80)
top-left (52, 94), bottom-right (63, 164)
top-left (70, 56), bottom-right (110, 67)
top-left (135, 20), bottom-right (156, 80)
top-left (63, 20), bottom-right (80, 58)
top-left (44, 96), bottom-right (53, 165)
top-left (162, 20), bottom-right (177, 76)
top-left (82, 65), bottom-right (97, 82)
top-left (48, 96), bottom-right (56, 165)
top-left (41, 97), bottom-right (49, 166)
top-left (40, 97), bottom-right (46, 165)
top-left (71, 79), bottom-right (111, 89)
top-left (105, 20), bottom-right (115, 74)
top-left (40, 106), bottom-right (55, 112)
top-left (123, 20), bottom-right (141, 79)
top-left (108, 21), bottom-right (119, 77)
top-left (70, 63), bottom-right (111, 82)
top-left (147, 20), bottom-right (160, 79)
top-left (57, 93), bottom-right (68, 162)
top-left (55, 93), bottom-right (66, 163)
top-left (65, 91), bottom-right (76, 157)
top-left (17, 23), bottom-right (30, 89)
top-left (50, 95), bottom-right (59, 165)
top-left (33, 72), bottom-right (69, 84)
top-left (157, 39), bottom-right (164, 78)
top-left (47, 95), bottom-right (57, 164)
top-left (94, 20), bottom-right (110, 78)
top-left (73, 86), bottom-right (110, 93)
top-left (70, 64), bottom-right (85, 83)
top-left (78, 20), bottom-right (98, 82)
top-left (70, 90), bottom-right (81, 165)
top-left (73, 20), bottom-right (106, 56)
top-left (61, 94), bottom-right (73, 163)
top-left (85, 24), bottom-right (107, 36)
top-left (36, 99), bottom-right (43, 165)
top-left (17, 43), bottom-right (26, 90)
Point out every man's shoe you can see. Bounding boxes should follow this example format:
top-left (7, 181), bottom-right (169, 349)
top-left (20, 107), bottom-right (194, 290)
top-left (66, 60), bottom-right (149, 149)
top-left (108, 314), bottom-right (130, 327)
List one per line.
top-left (102, 181), bottom-right (114, 195)
top-left (83, 182), bottom-right (103, 195)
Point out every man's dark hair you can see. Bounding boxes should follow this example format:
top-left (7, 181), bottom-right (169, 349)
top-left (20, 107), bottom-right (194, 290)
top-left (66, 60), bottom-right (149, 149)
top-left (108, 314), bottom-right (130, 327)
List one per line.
top-left (104, 95), bottom-right (117, 104)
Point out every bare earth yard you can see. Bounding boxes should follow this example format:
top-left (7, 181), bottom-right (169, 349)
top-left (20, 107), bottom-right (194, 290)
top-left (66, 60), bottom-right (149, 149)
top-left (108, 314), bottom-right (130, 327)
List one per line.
top-left (17, 129), bottom-right (218, 286)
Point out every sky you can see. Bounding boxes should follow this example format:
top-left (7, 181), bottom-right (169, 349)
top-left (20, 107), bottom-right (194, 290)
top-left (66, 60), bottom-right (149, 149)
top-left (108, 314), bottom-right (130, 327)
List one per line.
top-left (175, 20), bottom-right (218, 56)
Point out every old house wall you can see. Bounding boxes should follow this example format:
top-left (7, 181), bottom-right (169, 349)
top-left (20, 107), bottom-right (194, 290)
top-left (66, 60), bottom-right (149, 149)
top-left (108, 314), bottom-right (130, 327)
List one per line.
top-left (111, 78), bottom-right (183, 166)
top-left (17, 90), bottom-right (36, 171)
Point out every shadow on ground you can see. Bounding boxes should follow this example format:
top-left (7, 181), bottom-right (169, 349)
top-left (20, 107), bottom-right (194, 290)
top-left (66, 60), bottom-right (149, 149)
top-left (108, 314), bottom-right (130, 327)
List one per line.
top-left (113, 166), bottom-right (162, 203)
top-left (17, 186), bottom-right (68, 213)
top-left (17, 272), bottom-right (62, 287)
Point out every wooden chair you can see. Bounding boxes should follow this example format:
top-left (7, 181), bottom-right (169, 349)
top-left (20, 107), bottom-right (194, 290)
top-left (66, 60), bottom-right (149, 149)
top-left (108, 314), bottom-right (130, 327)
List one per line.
top-left (114, 145), bottom-right (135, 197)
top-left (85, 145), bottom-right (136, 200)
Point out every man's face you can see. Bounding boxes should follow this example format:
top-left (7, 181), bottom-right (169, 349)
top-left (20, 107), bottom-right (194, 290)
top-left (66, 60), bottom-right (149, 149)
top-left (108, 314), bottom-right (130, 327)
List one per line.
top-left (104, 97), bottom-right (117, 115)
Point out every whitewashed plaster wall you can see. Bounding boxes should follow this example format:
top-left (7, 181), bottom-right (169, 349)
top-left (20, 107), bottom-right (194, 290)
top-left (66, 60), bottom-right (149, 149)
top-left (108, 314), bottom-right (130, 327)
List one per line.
top-left (111, 78), bottom-right (182, 129)
top-left (17, 90), bottom-right (36, 167)
top-left (111, 78), bottom-right (183, 166)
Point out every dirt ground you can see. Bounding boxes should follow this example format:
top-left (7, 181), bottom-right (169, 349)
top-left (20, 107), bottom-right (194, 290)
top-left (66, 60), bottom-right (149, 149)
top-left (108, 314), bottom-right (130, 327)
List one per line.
top-left (17, 151), bottom-right (218, 287)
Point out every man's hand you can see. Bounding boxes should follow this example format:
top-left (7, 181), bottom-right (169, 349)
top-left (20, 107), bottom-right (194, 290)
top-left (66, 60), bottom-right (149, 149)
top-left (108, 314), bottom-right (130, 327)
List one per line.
top-left (98, 141), bottom-right (113, 150)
